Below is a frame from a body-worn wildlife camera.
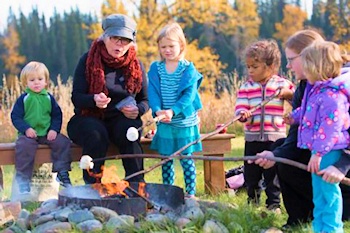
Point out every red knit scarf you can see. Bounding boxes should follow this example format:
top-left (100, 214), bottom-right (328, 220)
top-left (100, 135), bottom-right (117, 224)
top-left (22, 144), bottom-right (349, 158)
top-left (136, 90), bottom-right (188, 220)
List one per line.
top-left (83, 39), bottom-right (143, 117)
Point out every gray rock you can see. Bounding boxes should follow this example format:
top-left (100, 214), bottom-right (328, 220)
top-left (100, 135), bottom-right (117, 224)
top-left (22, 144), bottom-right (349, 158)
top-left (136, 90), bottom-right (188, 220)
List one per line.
top-left (164, 210), bottom-right (180, 222)
top-left (32, 214), bottom-right (54, 227)
top-left (8, 225), bottom-right (22, 233)
top-left (68, 209), bottom-right (95, 224)
top-left (184, 198), bottom-right (200, 209)
top-left (32, 220), bottom-right (71, 233)
top-left (1, 228), bottom-right (15, 233)
top-left (182, 206), bottom-right (204, 220)
top-left (90, 206), bottom-right (119, 222)
top-left (203, 219), bottom-right (229, 233)
top-left (53, 206), bottom-right (74, 221)
top-left (76, 219), bottom-right (103, 232)
top-left (105, 215), bottom-right (135, 232)
top-left (144, 213), bottom-right (169, 224)
top-left (40, 199), bottom-right (58, 209)
top-left (175, 217), bottom-right (191, 229)
top-left (18, 209), bottom-right (31, 219)
top-left (15, 218), bottom-right (29, 232)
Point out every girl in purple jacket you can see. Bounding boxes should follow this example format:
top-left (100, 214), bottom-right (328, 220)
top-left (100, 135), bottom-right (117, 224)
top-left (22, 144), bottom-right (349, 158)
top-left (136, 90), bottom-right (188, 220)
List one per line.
top-left (290, 41), bottom-right (350, 233)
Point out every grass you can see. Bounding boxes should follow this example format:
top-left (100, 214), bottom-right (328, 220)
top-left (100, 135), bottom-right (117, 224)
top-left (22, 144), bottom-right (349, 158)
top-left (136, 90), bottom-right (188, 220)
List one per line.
top-left (1, 77), bottom-right (349, 232)
top-left (2, 136), bottom-right (349, 232)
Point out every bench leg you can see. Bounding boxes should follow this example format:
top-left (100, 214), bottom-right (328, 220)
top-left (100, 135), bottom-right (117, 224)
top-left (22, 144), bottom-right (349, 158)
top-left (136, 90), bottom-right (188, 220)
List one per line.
top-left (0, 166), bottom-right (3, 191)
top-left (203, 154), bottom-right (226, 194)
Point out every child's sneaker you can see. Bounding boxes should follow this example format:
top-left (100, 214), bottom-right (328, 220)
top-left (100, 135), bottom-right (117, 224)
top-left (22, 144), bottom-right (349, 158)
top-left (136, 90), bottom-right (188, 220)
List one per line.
top-left (19, 183), bottom-right (31, 194)
top-left (56, 171), bottom-right (72, 188)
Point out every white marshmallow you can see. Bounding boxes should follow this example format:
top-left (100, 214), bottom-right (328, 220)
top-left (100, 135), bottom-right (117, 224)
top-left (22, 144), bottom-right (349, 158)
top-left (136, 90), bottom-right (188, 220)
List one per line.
top-left (126, 127), bottom-right (139, 141)
top-left (80, 155), bottom-right (94, 169)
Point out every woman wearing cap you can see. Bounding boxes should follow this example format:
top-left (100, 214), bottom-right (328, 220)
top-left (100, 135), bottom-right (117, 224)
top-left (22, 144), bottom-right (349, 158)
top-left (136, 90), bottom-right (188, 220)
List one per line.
top-left (67, 14), bottom-right (149, 184)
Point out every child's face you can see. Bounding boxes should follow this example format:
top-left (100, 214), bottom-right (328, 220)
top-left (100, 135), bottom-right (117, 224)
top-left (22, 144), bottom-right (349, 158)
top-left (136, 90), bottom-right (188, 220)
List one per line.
top-left (26, 71), bottom-right (47, 93)
top-left (245, 57), bottom-right (272, 84)
top-left (158, 37), bottom-right (182, 62)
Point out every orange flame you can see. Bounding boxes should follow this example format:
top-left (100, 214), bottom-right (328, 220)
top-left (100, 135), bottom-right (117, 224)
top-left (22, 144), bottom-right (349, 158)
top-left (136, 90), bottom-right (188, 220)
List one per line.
top-left (90, 165), bottom-right (129, 197)
top-left (89, 165), bottom-right (151, 199)
top-left (138, 182), bottom-right (149, 198)
top-left (92, 182), bottom-right (129, 198)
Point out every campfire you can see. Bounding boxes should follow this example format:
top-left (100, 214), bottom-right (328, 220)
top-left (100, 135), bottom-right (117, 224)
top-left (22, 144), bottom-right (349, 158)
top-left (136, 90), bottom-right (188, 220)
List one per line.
top-left (58, 165), bottom-right (184, 217)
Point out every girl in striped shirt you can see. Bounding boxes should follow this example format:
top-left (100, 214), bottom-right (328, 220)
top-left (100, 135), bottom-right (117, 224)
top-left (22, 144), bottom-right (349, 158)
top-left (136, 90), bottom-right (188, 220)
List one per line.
top-left (235, 39), bottom-right (294, 211)
top-left (148, 22), bottom-right (202, 199)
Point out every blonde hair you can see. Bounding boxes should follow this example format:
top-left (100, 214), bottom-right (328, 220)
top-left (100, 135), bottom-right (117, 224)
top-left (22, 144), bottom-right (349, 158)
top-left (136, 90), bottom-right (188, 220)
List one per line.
top-left (301, 41), bottom-right (350, 82)
top-left (244, 39), bottom-right (281, 74)
top-left (285, 29), bottom-right (324, 54)
top-left (157, 22), bottom-right (186, 60)
top-left (20, 61), bottom-right (50, 87)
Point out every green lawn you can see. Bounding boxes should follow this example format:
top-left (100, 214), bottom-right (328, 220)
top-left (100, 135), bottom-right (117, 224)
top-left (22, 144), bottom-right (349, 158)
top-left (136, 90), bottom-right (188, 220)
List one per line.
top-left (1, 136), bottom-right (349, 232)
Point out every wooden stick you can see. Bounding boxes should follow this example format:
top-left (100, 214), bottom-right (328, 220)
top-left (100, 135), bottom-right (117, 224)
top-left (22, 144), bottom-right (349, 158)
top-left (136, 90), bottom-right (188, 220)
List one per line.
top-left (123, 88), bottom-right (283, 181)
top-left (137, 115), bottom-right (166, 131)
top-left (125, 186), bottom-right (162, 212)
top-left (94, 153), bottom-right (350, 186)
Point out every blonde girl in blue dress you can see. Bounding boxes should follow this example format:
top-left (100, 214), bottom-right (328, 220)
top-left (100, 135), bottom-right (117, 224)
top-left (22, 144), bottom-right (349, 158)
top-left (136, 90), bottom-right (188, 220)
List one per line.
top-left (148, 22), bottom-right (202, 198)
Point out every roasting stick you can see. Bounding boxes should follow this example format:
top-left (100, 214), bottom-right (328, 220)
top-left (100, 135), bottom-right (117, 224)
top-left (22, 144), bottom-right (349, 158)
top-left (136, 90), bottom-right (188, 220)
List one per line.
top-left (126, 115), bottom-right (166, 142)
top-left (125, 186), bottom-right (163, 212)
top-left (87, 154), bottom-right (350, 186)
top-left (123, 87), bottom-right (283, 181)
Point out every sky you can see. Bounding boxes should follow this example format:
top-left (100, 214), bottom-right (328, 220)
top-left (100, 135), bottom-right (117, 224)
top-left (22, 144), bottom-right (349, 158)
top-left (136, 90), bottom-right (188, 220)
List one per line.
top-left (0, 0), bottom-right (104, 30)
top-left (0, 0), bottom-right (313, 31)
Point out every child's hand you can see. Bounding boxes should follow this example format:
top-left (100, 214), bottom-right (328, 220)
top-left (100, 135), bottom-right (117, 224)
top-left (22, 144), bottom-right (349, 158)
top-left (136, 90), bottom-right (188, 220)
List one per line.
top-left (308, 154), bottom-right (321, 173)
top-left (238, 110), bottom-right (251, 122)
top-left (283, 112), bottom-right (294, 125)
top-left (278, 87), bottom-right (293, 100)
top-left (163, 109), bottom-right (174, 123)
top-left (47, 130), bottom-right (57, 141)
top-left (156, 110), bottom-right (173, 123)
top-left (25, 128), bottom-right (37, 138)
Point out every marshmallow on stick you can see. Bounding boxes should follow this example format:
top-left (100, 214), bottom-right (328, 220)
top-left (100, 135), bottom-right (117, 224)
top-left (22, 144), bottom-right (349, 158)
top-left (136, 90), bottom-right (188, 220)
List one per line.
top-left (80, 155), bottom-right (94, 169)
top-left (126, 127), bottom-right (139, 142)
top-left (126, 115), bottom-right (166, 142)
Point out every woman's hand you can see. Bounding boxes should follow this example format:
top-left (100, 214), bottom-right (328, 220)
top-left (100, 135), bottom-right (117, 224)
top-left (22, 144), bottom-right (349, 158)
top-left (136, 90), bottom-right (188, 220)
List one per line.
top-left (252, 150), bottom-right (276, 169)
top-left (278, 87), bottom-right (293, 100)
top-left (318, 166), bottom-right (345, 183)
top-left (308, 154), bottom-right (321, 173)
top-left (121, 105), bottom-right (139, 119)
top-left (94, 92), bottom-right (111, 109)
top-left (47, 130), bottom-right (57, 141)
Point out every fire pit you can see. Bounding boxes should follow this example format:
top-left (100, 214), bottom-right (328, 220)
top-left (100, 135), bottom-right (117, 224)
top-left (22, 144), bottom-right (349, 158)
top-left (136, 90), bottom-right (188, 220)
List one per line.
top-left (58, 182), bottom-right (184, 217)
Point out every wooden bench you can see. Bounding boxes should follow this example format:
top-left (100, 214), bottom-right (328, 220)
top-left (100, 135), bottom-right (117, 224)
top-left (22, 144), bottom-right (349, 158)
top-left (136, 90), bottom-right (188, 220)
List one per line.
top-left (0, 134), bottom-right (234, 195)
